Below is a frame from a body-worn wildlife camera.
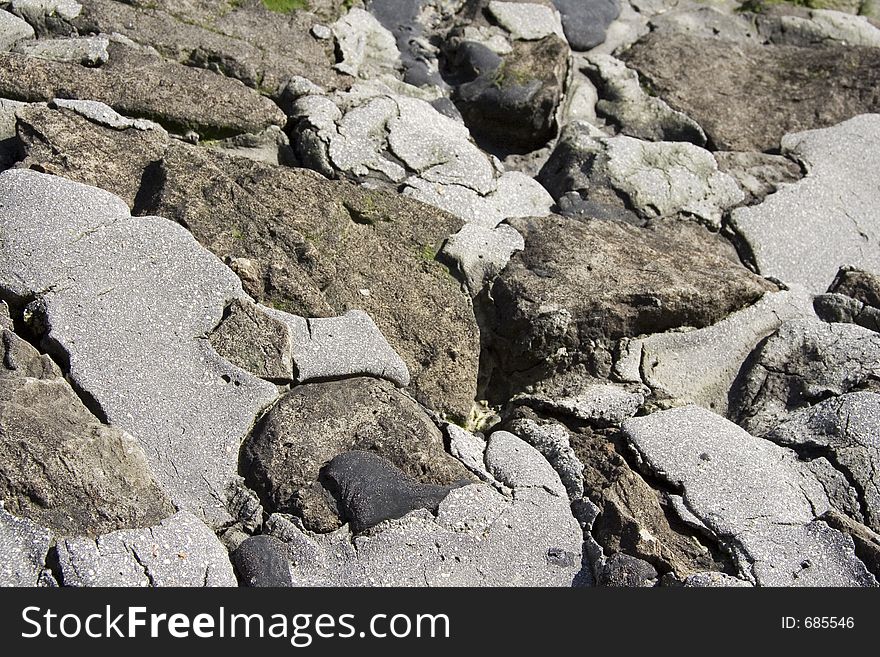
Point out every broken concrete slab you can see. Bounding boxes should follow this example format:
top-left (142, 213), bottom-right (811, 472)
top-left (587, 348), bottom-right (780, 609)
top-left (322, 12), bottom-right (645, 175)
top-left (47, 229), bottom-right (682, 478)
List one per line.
top-left (12, 34), bottom-right (108, 65)
top-left (1, 8), bottom-right (35, 51)
top-left (0, 503), bottom-right (53, 587)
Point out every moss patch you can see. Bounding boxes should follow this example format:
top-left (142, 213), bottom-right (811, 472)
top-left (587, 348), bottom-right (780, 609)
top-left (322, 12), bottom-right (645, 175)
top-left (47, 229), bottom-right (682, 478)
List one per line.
top-left (261, 0), bottom-right (309, 13)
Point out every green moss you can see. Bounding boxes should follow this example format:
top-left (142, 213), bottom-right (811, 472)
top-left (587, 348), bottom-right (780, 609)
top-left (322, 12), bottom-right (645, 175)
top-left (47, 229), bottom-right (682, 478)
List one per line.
top-left (260, 0), bottom-right (309, 13)
top-left (418, 244), bottom-right (437, 261)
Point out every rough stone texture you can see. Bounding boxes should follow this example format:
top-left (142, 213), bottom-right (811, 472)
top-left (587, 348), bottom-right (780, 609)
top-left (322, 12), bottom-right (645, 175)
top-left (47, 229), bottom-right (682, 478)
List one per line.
top-left (714, 150), bottom-right (803, 205)
top-left (552, 0), bottom-right (620, 50)
top-left (56, 511), bottom-right (238, 587)
top-left (69, 0), bottom-right (342, 95)
top-left (0, 97), bottom-right (25, 170)
top-left (484, 430), bottom-right (568, 497)
top-left (597, 553), bottom-right (657, 587)
top-left (821, 509), bottom-right (880, 580)
top-left (539, 124), bottom-right (743, 229)
top-left (768, 392), bottom-right (880, 533)
top-left (266, 432), bottom-right (582, 586)
top-left (12, 34), bottom-right (108, 65)
top-left (732, 319), bottom-right (880, 437)
top-left (623, 31), bottom-right (880, 151)
top-left (814, 293), bottom-right (880, 332)
top-left (486, 214), bottom-right (774, 396)
top-left (0, 41), bottom-right (286, 137)
top-left (231, 535), bottom-right (293, 587)
top-left (623, 405), bottom-right (876, 586)
top-left (502, 415), bottom-right (584, 499)
top-left (730, 115), bottom-right (880, 293)
top-left (0, 504), bottom-right (53, 586)
top-left (11, 105), bottom-right (479, 419)
top-left (332, 7), bottom-right (400, 79)
top-left (0, 323), bottom-right (175, 536)
top-left (1, 8), bottom-right (35, 51)
top-left (514, 383), bottom-right (645, 427)
top-left (830, 267), bottom-right (880, 307)
top-left (584, 54), bottom-right (706, 145)
top-left (241, 377), bottom-right (473, 533)
top-left (682, 572), bottom-right (753, 588)
top-left (487, 2), bottom-right (565, 41)
top-left (440, 222), bottom-right (524, 294)
top-left (637, 289), bottom-right (814, 415)
top-left (208, 125), bottom-right (295, 167)
top-left (0, 169), bottom-right (279, 527)
top-left (322, 450), bottom-right (462, 532)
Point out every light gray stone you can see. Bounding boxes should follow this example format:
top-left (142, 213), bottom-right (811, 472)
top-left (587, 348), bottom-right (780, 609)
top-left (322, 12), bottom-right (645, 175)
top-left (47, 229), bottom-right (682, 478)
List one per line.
top-left (683, 572), bottom-right (753, 587)
top-left (485, 430), bottom-right (568, 498)
top-left (766, 10), bottom-right (880, 48)
top-left (730, 114), bottom-right (880, 292)
top-left (13, 35), bottom-right (108, 65)
top-left (50, 98), bottom-right (162, 131)
top-left (0, 504), bottom-right (53, 587)
top-left (441, 223), bottom-right (524, 294)
top-left (502, 417), bottom-right (584, 499)
top-left (639, 289), bottom-right (815, 415)
top-left (445, 424), bottom-right (502, 487)
top-left (331, 7), bottom-right (400, 79)
top-left (0, 169), bottom-right (279, 527)
top-left (0, 8), bottom-right (34, 51)
top-left (623, 405), bottom-right (876, 586)
top-left (488, 1), bottom-right (565, 41)
top-left (515, 383), bottom-right (645, 426)
top-left (10, 0), bottom-right (82, 23)
top-left (56, 511), bottom-right (237, 587)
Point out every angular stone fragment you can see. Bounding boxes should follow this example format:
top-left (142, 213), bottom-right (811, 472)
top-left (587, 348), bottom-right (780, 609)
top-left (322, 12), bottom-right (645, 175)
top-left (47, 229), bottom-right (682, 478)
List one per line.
top-left (552, 0), bottom-right (620, 50)
top-left (56, 512), bottom-right (237, 587)
top-left (0, 97), bottom-right (25, 170)
top-left (713, 150), bottom-right (802, 205)
top-left (0, 504), bottom-right (53, 587)
top-left (514, 383), bottom-right (645, 427)
top-left (0, 8), bottom-right (35, 51)
top-left (488, 2), bottom-right (565, 41)
top-left (623, 406), bottom-right (876, 586)
top-left (209, 298), bottom-right (294, 381)
top-left (440, 222), bottom-right (524, 294)
top-left (231, 535), bottom-right (293, 587)
top-left (332, 7), bottom-right (400, 78)
top-left (0, 169), bottom-right (279, 527)
top-left (13, 34), bottom-right (108, 65)
top-left (485, 431), bottom-right (567, 498)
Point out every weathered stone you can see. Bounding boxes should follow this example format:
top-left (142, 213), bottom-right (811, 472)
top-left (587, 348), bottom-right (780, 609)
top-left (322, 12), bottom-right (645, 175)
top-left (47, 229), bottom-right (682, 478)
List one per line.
top-left (597, 553), bottom-right (657, 587)
top-left (552, 0), bottom-right (620, 50)
top-left (830, 267), bottom-right (880, 307)
top-left (13, 34), bottom-right (108, 65)
top-left (440, 222), bottom-right (524, 294)
top-left (0, 324), bottom-right (175, 536)
top-left (514, 383), bottom-right (645, 427)
top-left (0, 504), bottom-right (53, 586)
top-left (56, 511), bottom-right (238, 587)
top-left (623, 405), bottom-right (876, 586)
top-left (0, 42), bottom-right (286, 137)
top-left (241, 377), bottom-right (473, 532)
top-left (0, 8), bottom-right (35, 51)
top-left (0, 97), bottom-right (25, 170)
top-left (714, 150), bottom-right (803, 205)
top-left (209, 298), bottom-right (294, 381)
top-left (486, 214), bottom-right (774, 397)
top-left (207, 125), bottom-right (295, 167)
top-left (0, 169), bottom-right (279, 527)
top-left (322, 450), bottom-right (463, 532)
top-left (682, 572), bottom-right (753, 588)
top-left (730, 115), bottom-right (880, 293)
top-left (488, 1), bottom-right (565, 41)
top-left (814, 293), bottom-right (880, 332)
top-left (332, 7), bottom-right (400, 79)
top-left (623, 31), bottom-right (880, 151)
top-left (820, 509), bottom-right (880, 579)
top-left (732, 319), bottom-right (880, 436)
top-left (231, 535), bottom-right (293, 587)
top-left (485, 430), bottom-right (568, 498)
top-left (502, 415), bottom-right (584, 499)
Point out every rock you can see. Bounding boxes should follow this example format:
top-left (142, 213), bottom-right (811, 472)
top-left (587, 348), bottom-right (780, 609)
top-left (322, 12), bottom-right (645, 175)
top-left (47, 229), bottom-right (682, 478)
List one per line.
top-left (0, 323), bottom-right (175, 536)
top-left (761, 9), bottom-right (880, 48)
top-left (514, 383), bottom-right (645, 428)
top-left (56, 511), bottom-right (238, 587)
top-left (440, 222), bottom-right (524, 294)
top-left (622, 31), bottom-right (880, 151)
top-left (729, 115), bottom-right (880, 293)
top-left (814, 293), bottom-right (880, 332)
top-left (207, 125), bottom-right (296, 167)
top-left (241, 377), bottom-right (473, 532)
top-left (637, 289), bottom-right (814, 415)
top-left (445, 424), bottom-right (501, 486)
top-left (12, 104), bottom-right (480, 419)
top-left (0, 504), bottom-right (53, 586)
top-left (732, 319), bottom-right (880, 436)
top-left (830, 267), bottom-right (880, 307)
top-left (623, 405), bottom-right (876, 586)
top-left (583, 54), bottom-right (706, 145)
top-left (332, 7), bottom-right (400, 79)
top-left (768, 392), bottom-right (880, 533)
top-left (9, 0), bottom-right (81, 35)
top-left (820, 509), bottom-right (880, 580)
top-left (446, 34), bottom-right (569, 153)
top-left (484, 430), bottom-right (568, 497)
top-left (1, 8), bottom-right (35, 51)
top-left (231, 535), bottom-right (293, 587)
top-left (714, 150), bottom-right (803, 205)
top-left (49, 97), bottom-right (161, 130)
top-left (12, 34), bottom-right (108, 65)
top-left (682, 572), bottom-right (753, 588)
top-left (0, 41), bottom-right (286, 137)
top-left (597, 553), bottom-right (657, 587)
top-left (322, 450), bottom-right (462, 532)
top-left (552, 0), bottom-right (620, 50)
top-left (0, 97), bottom-right (25, 170)
top-left (502, 414), bottom-right (585, 499)
top-left (487, 2), bottom-right (565, 41)
top-left (70, 0), bottom-right (342, 95)
top-left (486, 214), bottom-right (774, 397)
top-left (538, 124), bottom-right (743, 229)
top-left (0, 169), bottom-right (279, 527)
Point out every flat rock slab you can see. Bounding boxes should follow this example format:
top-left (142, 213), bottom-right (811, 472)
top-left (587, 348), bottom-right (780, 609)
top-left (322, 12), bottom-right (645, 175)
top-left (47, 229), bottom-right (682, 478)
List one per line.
top-left (730, 115), bottom-right (880, 293)
top-left (1, 324), bottom-right (175, 536)
top-left (0, 42), bottom-right (286, 137)
top-left (552, 0), bottom-right (620, 50)
top-left (56, 511), bottom-right (237, 587)
top-left (0, 8), bottom-right (35, 51)
top-left (623, 31), bottom-right (880, 152)
top-left (0, 169), bottom-right (278, 527)
top-left (623, 406), bottom-right (876, 586)
top-left (0, 504), bottom-right (53, 586)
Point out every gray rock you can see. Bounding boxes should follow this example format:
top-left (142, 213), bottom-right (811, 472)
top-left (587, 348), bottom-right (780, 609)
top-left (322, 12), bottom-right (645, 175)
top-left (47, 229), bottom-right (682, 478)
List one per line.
top-left (814, 293), bottom-right (880, 332)
top-left (539, 124), bottom-right (743, 229)
top-left (440, 222), bottom-right (524, 294)
top-left (820, 509), bottom-right (880, 579)
top-left (584, 54), bottom-right (706, 145)
top-left (597, 553), bottom-right (657, 587)
top-left (638, 289), bottom-right (814, 415)
top-left (769, 392), bottom-right (880, 533)
top-left (829, 267), bottom-right (880, 307)
top-left (445, 424), bottom-right (502, 487)
top-left (552, 0), bottom-right (620, 50)
top-left (730, 115), bottom-right (880, 293)
top-left (732, 319), bottom-right (880, 436)
top-left (322, 450), bottom-right (462, 532)
top-left (0, 97), bottom-right (25, 170)
top-left (12, 34), bottom-right (108, 65)
top-left (760, 9), bottom-right (880, 48)
top-left (0, 8), bottom-right (34, 51)
top-left (713, 150), bottom-right (803, 205)
top-left (49, 97), bottom-right (161, 131)
top-left (207, 126), bottom-right (295, 167)
top-left (487, 2), bottom-right (565, 41)
top-left (514, 383), bottom-right (645, 427)
top-left (10, 0), bottom-right (82, 24)
top-left (683, 572), bottom-right (753, 588)
top-left (623, 405), bottom-right (876, 586)
top-left (0, 169), bottom-right (279, 527)
top-left (231, 535), bottom-right (293, 587)
top-left (332, 7), bottom-right (400, 79)
top-left (502, 417), bottom-right (584, 499)
top-left (484, 430), bottom-right (568, 498)
top-left (0, 504), bottom-right (53, 586)
top-left (56, 511), bottom-right (237, 587)
top-left (1, 323), bottom-right (175, 536)
top-left (241, 377), bottom-right (473, 533)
